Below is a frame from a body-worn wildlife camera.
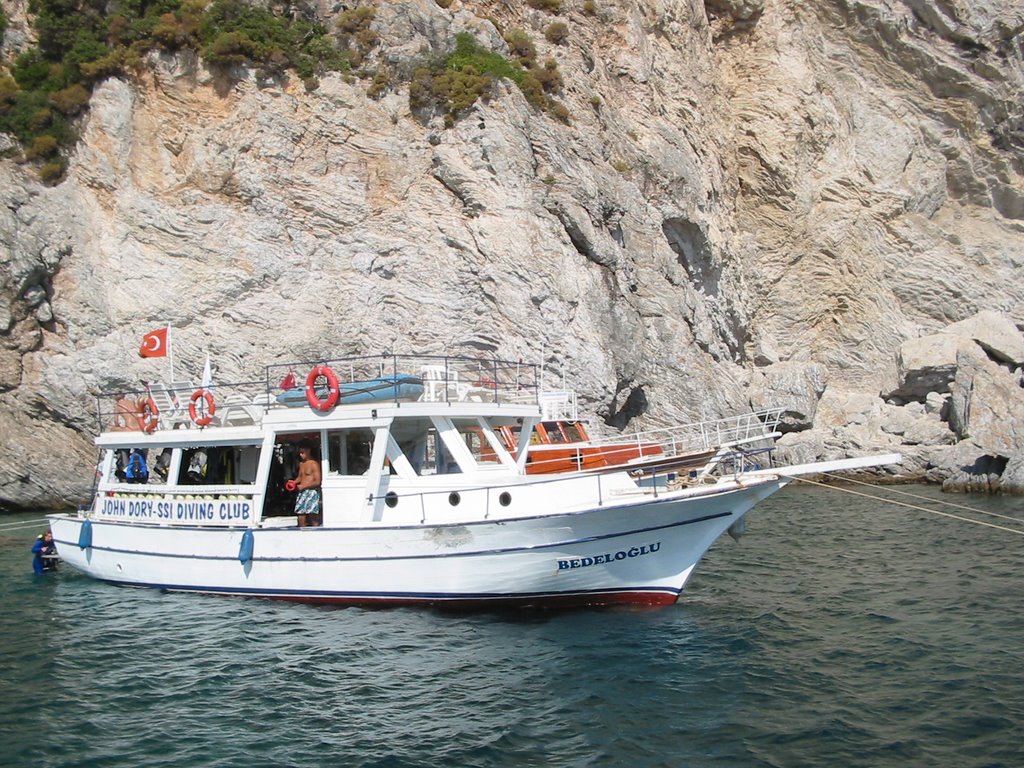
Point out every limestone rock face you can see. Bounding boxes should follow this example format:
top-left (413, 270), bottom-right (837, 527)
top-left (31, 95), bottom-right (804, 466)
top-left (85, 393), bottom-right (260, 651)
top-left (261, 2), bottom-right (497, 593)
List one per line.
top-left (942, 310), bottom-right (1024, 366)
top-left (889, 333), bottom-right (977, 401)
top-left (947, 346), bottom-right (1024, 454)
top-left (0, 0), bottom-right (1023, 508)
top-left (996, 453), bottom-right (1024, 495)
top-left (705, 0), bottom-right (765, 23)
top-left (887, 310), bottom-right (1024, 400)
top-left (748, 361), bottom-right (827, 431)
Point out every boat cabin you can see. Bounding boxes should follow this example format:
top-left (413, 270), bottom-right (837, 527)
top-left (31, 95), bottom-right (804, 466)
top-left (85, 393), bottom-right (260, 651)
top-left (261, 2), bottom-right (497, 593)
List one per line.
top-left (86, 354), bottom-right (614, 529)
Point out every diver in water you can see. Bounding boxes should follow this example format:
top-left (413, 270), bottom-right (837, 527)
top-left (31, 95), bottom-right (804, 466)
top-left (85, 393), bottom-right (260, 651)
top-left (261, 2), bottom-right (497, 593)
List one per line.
top-left (32, 530), bottom-right (59, 574)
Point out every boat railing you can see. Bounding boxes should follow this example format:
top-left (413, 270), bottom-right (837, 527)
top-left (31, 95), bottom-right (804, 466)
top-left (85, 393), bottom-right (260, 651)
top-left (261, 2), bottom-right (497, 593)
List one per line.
top-left (265, 353), bottom-right (540, 407)
top-left (95, 379), bottom-right (275, 433)
top-left (583, 408), bottom-right (785, 460)
top-left (538, 390), bottom-right (579, 421)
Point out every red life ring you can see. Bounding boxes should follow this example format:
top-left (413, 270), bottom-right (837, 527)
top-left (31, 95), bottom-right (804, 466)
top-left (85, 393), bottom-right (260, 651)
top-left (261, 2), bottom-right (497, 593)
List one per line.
top-left (189, 389), bottom-right (217, 427)
top-left (306, 365), bottom-right (340, 411)
top-left (138, 397), bottom-right (159, 433)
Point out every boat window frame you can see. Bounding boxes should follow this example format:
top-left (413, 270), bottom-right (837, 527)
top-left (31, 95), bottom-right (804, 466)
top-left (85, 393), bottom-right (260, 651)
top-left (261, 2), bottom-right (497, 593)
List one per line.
top-left (98, 441), bottom-right (266, 493)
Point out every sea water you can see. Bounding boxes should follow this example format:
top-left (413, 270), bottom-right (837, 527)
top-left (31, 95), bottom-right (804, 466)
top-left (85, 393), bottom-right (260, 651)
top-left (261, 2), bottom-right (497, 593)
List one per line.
top-left (0, 485), bottom-right (1021, 768)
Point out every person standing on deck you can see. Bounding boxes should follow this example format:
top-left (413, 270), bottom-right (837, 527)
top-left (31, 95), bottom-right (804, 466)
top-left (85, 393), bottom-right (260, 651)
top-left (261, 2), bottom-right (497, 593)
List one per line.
top-left (294, 442), bottom-right (322, 528)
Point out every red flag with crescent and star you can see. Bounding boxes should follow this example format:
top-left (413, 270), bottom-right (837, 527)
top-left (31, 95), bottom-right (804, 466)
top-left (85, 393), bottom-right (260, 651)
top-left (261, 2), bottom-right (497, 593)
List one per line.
top-left (139, 327), bottom-right (169, 358)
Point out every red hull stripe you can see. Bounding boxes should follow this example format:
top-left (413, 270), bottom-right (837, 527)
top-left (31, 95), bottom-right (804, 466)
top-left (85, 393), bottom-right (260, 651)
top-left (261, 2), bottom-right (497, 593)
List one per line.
top-left (104, 580), bottom-right (682, 608)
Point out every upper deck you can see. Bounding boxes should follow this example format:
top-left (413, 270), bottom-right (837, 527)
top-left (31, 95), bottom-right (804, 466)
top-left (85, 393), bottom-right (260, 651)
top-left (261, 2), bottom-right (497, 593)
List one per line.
top-left (96, 353), bottom-right (542, 440)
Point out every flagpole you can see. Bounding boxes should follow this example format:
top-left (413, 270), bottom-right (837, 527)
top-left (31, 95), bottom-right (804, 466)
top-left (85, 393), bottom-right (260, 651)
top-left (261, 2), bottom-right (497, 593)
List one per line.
top-left (168, 324), bottom-right (174, 384)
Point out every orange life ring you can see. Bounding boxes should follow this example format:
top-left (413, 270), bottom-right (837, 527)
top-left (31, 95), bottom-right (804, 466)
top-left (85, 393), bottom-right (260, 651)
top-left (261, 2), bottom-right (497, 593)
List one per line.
top-left (306, 365), bottom-right (340, 411)
top-left (137, 397), bottom-right (159, 433)
top-left (189, 389), bottom-right (216, 427)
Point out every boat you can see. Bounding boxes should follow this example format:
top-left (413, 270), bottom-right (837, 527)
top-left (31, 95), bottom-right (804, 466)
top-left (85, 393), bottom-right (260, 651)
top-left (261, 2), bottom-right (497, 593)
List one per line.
top-left (47, 352), bottom-right (899, 608)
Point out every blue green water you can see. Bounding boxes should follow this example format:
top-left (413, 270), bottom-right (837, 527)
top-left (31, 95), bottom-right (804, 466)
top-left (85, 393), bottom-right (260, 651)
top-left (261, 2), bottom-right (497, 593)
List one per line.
top-left (1, 485), bottom-right (1021, 767)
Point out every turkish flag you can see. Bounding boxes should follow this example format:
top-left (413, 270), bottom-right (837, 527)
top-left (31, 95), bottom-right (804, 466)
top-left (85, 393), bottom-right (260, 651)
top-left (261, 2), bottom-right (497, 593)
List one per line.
top-left (139, 327), bottom-right (169, 358)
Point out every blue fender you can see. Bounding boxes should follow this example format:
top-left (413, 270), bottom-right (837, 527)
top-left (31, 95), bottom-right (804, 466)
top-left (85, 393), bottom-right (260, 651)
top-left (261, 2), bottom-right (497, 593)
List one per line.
top-left (78, 519), bottom-right (93, 549)
top-left (238, 528), bottom-right (254, 564)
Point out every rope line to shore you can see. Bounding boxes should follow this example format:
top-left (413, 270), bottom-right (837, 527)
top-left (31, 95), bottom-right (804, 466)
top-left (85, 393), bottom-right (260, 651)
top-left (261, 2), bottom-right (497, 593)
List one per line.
top-left (0, 522), bottom-right (52, 534)
top-left (0, 517), bottom-right (49, 529)
top-left (821, 473), bottom-right (1024, 525)
top-left (784, 475), bottom-right (1024, 536)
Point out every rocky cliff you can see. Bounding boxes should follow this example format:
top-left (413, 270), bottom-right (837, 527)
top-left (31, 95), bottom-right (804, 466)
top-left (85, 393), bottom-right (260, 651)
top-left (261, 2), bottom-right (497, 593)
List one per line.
top-left (1, 0), bottom-right (1022, 510)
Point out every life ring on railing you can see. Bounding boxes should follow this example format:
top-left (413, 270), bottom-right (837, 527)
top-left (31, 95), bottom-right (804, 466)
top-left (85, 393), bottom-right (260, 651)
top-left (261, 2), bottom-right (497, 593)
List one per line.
top-left (306, 365), bottom-right (340, 412)
top-left (189, 389), bottom-right (217, 427)
top-left (137, 397), bottom-right (159, 433)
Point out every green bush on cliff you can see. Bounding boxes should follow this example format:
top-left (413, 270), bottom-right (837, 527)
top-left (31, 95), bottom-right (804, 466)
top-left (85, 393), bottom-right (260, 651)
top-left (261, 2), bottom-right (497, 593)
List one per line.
top-left (0, 0), bottom-right (356, 182)
top-left (0, 87), bottom-right (75, 147)
top-left (0, 1), bottom-right (569, 181)
top-left (408, 32), bottom-right (568, 125)
top-left (199, 0), bottom-right (349, 76)
top-left (335, 6), bottom-right (378, 68)
top-left (409, 33), bottom-right (512, 123)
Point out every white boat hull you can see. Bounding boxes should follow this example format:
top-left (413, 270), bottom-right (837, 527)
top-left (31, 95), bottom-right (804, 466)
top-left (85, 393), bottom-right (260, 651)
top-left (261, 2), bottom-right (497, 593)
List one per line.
top-left (49, 478), bottom-right (787, 608)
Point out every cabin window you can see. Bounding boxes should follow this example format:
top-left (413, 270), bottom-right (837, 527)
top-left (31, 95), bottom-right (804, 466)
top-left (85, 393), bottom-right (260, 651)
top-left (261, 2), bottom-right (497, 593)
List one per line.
top-left (461, 427), bottom-right (502, 466)
top-left (414, 431), bottom-right (461, 475)
top-left (111, 447), bottom-right (158, 485)
top-left (327, 429), bottom-right (375, 475)
top-left (151, 448), bottom-right (172, 484)
top-left (178, 445), bottom-right (261, 485)
top-left (540, 422), bottom-right (568, 444)
top-left (563, 422), bottom-right (586, 442)
top-left (104, 444), bottom-right (261, 488)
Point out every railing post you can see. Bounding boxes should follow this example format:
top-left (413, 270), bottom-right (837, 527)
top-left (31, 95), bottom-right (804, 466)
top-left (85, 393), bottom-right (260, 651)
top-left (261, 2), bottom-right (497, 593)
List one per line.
top-left (492, 358), bottom-right (499, 404)
top-left (444, 355), bottom-right (450, 402)
top-left (392, 353), bottom-right (398, 404)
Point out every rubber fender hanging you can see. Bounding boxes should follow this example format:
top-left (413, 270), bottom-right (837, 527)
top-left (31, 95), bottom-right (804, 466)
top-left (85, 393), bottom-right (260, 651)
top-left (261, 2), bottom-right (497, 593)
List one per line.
top-left (78, 519), bottom-right (93, 549)
top-left (238, 528), bottom-right (254, 564)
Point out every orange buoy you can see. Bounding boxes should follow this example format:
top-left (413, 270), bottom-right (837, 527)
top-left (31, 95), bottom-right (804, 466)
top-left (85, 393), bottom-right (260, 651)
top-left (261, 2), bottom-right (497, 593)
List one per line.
top-left (305, 365), bottom-right (340, 412)
top-left (189, 389), bottom-right (216, 427)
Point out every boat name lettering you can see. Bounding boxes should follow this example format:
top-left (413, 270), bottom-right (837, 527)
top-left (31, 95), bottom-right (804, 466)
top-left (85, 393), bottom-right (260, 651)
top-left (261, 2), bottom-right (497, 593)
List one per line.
top-left (99, 498), bottom-right (251, 522)
top-left (557, 542), bottom-right (661, 570)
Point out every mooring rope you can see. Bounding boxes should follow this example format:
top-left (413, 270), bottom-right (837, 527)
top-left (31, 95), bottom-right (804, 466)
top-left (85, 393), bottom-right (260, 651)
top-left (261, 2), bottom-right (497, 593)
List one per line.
top-left (821, 472), bottom-right (1024, 525)
top-left (783, 474), bottom-right (1024, 536)
top-left (0, 517), bottom-right (49, 530)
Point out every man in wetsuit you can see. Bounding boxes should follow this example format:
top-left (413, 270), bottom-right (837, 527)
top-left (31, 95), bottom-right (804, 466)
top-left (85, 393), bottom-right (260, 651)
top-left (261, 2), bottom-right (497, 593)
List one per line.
top-left (32, 530), bottom-right (58, 574)
top-left (294, 442), bottom-right (322, 528)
